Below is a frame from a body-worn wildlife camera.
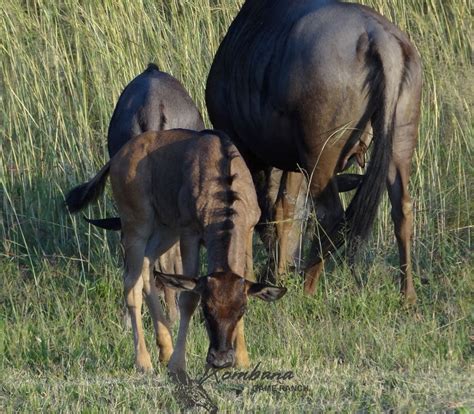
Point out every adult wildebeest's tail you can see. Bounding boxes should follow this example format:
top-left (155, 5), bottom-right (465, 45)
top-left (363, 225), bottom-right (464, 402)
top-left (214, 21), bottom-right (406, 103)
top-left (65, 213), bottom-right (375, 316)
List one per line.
top-left (345, 29), bottom-right (405, 254)
top-left (65, 162), bottom-right (111, 213)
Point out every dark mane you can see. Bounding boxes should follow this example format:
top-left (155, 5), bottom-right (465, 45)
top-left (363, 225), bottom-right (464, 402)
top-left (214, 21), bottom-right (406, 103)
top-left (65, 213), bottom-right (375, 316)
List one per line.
top-left (208, 130), bottom-right (241, 270)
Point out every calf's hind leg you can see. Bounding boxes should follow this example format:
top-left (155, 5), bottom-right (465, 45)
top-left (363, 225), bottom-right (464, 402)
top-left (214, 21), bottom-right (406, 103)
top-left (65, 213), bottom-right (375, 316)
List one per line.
top-left (122, 233), bottom-right (153, 372)
top-left (155, 241), bottom-right (181, 325)
top-left (144, 232), bottom-right (179, 363)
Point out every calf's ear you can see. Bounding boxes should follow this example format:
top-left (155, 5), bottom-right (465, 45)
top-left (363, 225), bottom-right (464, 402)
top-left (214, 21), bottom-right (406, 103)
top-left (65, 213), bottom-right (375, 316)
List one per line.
top-left (155, 272), bottom-right (199, 291)
top-left (247, 282), bottom-right (287, 302)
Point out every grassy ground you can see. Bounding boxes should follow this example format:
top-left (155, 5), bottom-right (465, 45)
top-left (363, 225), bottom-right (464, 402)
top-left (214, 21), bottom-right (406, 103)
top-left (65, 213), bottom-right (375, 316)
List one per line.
top-left (1, 0), bottom-right (472, 412)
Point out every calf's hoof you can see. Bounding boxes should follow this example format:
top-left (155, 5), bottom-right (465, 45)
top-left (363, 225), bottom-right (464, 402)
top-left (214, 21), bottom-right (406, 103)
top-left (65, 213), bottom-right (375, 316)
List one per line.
top-left (234, 351), bottom-right (250, 369)
top-left (135, 353), bottom-right (153, 373)
top-left (404, 290), bottom-right (417, 306)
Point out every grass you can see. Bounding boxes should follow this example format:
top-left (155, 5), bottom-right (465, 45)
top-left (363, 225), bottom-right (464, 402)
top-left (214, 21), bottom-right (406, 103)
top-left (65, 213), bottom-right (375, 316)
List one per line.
top-left (1, 0), bottom-right (472, 412)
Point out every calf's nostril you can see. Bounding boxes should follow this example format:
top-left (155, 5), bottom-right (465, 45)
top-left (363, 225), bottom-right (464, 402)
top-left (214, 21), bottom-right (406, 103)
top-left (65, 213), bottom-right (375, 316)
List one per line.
top-left (208, 350), bottom-right (235, 369)
top-left (206, 349), bottom-right (217, 364)
top-left (212, 359), bottom-right (232, 369)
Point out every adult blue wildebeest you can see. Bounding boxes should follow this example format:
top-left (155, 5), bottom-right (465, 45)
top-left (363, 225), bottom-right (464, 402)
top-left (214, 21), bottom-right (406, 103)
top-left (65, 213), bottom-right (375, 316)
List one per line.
top-left (206, 0), bottom-right (421, 303)
top-left (85, 64), bottom-right (205, 323)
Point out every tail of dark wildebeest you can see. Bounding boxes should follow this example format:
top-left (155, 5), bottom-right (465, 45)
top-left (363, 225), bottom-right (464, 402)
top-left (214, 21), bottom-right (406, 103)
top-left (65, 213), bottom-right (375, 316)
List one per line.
top-left (344, 29), bottom-right (405, 255)
top-left (65, 162), bottom-right (111, 213)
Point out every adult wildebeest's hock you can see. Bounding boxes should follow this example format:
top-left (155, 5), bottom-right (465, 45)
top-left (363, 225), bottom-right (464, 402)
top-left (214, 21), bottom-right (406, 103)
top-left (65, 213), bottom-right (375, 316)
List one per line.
top-left (206, 0), bottom-right (422, 303)
top-left (66, 129), bottom-right (286, 372)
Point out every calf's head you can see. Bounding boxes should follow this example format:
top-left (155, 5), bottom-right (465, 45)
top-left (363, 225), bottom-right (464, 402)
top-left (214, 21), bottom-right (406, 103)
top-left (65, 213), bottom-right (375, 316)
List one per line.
top-left (157, 271), bottom-right (286, 369)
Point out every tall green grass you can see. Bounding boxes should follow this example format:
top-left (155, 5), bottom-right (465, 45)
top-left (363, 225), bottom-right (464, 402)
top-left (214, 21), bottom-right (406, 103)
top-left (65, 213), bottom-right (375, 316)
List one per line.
top-left (1, 0), bottom-right (472, 412)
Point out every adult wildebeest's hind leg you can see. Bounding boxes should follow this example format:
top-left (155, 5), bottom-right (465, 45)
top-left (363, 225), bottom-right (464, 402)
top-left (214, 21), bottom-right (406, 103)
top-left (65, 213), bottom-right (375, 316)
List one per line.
top-left (387, 158), bottom-right (417, 305)
top-left (387, 85), bottom-right (420, 305)
top-left (304, 178), bottom-right (344, 295)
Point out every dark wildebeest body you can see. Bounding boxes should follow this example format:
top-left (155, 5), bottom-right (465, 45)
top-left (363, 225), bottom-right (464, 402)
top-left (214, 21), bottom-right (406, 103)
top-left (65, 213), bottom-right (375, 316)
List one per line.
top-left (89, 64), bottom-right (205, 323)
top-left (206, 0), bottom-right (421, 303)
top-left (107, 64), bottom-right (204, 158)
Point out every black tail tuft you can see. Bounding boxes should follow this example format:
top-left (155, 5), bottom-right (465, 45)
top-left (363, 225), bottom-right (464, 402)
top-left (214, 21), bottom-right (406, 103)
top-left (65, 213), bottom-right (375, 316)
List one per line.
top-left (66, 182), bottom-right (95, 214)
top-left (65, 162), bottom-right (111, 214)
top-left (83, 216), bottom-right (121, 231)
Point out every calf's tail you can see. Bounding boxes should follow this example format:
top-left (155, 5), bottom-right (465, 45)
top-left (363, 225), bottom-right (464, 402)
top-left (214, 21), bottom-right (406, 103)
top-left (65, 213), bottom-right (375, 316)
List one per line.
top-left (83, 216), bottom-right (121, 231)
top-left (65, 162), bottom-right (111, 213)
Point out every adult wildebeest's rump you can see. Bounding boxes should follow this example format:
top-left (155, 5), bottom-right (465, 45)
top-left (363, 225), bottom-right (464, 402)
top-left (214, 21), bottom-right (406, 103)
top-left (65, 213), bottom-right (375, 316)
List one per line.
top-left (206, 0), bottom-right (422, 303)
top-left (87, 64), bottom-right (205, 322)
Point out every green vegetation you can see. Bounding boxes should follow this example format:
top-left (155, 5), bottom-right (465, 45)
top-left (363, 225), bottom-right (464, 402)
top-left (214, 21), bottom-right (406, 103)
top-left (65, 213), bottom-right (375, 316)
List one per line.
top-left (1, 0), bottom-right (472, 412)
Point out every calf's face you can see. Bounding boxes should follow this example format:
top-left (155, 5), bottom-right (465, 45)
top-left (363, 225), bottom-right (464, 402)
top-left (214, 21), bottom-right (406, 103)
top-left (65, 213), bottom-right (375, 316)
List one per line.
top-left (157, 271), bottom-right (286, 369)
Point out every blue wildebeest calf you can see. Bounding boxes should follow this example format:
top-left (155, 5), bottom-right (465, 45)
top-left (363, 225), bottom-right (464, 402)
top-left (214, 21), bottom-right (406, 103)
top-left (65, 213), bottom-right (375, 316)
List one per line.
top-left (66, 129), bottom-right (286, 372)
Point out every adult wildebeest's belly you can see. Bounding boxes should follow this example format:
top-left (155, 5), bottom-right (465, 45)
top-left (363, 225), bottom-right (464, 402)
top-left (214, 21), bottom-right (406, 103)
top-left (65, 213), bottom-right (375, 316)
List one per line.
top-left (207, 2), bottom-right (373, 172)
top-left (247, 109), bottom-right (301, 171)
